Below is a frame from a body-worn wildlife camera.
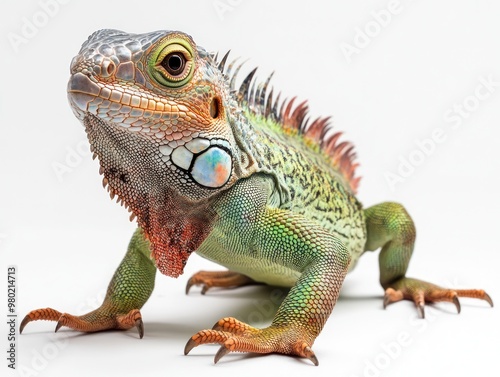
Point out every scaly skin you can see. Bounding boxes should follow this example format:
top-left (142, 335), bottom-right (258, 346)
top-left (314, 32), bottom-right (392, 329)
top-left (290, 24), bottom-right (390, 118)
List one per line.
top-left (21, 29), bottom-right (493, 365)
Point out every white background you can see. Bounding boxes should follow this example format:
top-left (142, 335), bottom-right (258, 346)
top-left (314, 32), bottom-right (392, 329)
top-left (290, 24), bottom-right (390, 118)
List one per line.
top-left (1, 1), bottom-right (499, 376)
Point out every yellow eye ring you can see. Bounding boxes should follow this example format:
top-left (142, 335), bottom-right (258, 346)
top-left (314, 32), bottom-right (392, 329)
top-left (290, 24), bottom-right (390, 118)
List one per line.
top-left (148, 38), bottom-right (194, 88)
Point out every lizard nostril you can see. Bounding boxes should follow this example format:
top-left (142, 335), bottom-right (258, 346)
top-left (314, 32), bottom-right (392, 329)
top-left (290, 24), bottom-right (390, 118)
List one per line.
top-left (101, 58), bottom-right (116, 78)
top-left (210, 97), bottom-right (220, 119)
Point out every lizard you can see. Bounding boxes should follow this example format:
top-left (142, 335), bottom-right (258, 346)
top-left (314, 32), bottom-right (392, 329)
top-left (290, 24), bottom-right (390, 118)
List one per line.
top-left (21, 29), bottom-right (493, 366)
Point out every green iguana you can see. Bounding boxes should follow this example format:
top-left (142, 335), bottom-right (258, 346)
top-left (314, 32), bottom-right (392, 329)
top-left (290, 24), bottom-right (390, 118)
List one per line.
top-left (21, 29), bottom-right (493, 365)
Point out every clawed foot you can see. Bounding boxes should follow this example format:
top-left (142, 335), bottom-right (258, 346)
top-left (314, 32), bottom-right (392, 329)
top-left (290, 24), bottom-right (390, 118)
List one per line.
top-left (186, 270), bottom-right (257, 295)
top-left (383, 277), bottom-right (493, 318)
top-left (20, 307), bottom-right (144, 337)
top-left (185, 317), bottom-right (319, 366)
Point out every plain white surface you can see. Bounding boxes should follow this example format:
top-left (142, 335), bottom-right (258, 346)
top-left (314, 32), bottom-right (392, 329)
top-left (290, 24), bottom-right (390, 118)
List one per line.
top-left (1, 1), bottom-right (499, 376)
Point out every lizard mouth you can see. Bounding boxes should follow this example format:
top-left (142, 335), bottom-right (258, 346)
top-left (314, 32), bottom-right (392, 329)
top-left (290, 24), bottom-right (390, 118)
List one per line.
top-left (67, 73), bottom-right (102, 116)
top-left (68, 72), bottom-right (208, 133)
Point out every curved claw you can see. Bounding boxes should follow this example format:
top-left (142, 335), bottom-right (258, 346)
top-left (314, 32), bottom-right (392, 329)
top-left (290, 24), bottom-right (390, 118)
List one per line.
top-left (383, 294), bottom-right (391, 309)
top-left (303, 346), bottom-right (319, 366)
top-left (185, 279), bottom-right (210, 295)
top-left (20, 316), bottom-right (31, 334)
top-left (214, 345), bottom-right (231, 364)
top-left (452, 296), bottom-right (461, 314)
top-left (54, 314), bottom-right (67, 333)
top-left (417, 304), bottom-right (425, 319)
top-left (135, 318), bottom-right (144, 339)
top-left (383, 288), bottom-right (404, 310)
top-left (185, 279), bottom-right (194, 295)
top-left (201, 285), bottom-right (210, 295)
top-left (184, 338), bottom-right (197, 355)
top-left (54, 321), bottom-right (63, 333)
top-left (484, 293), bottom-right (494, 307)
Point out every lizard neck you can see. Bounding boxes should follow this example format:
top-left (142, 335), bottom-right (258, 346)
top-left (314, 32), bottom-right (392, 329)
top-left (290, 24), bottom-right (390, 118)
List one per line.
top-left (141, 192), bottom-right (215, 278)
top-left (85, 113), bottom-right (217, 278)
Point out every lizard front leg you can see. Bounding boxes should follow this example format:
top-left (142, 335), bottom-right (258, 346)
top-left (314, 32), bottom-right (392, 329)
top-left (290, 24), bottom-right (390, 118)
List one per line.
top-left (21, 228), bottom-right (156, 337)
top-left (364, 202), bottom-right (493, 317)
top-left (185, 207), bottom-right (351, 365)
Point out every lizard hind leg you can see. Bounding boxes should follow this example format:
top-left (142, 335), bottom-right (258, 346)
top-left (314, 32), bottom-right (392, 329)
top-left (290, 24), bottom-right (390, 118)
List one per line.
top-left (364, 202), bottom-right (493, 318)
top-left (185, 270), bottom-right (258, 295)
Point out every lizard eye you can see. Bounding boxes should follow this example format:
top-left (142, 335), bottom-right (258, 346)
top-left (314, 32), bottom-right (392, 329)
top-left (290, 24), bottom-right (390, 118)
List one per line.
top-left (148, 38), bottom-right (194, 88)
top-left (161, 52), bottom-right (186, 76)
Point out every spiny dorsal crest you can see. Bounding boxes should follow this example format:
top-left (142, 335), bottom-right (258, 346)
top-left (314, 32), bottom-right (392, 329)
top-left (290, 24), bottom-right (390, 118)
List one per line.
top-left (213, 51), bottom-right (360, 193)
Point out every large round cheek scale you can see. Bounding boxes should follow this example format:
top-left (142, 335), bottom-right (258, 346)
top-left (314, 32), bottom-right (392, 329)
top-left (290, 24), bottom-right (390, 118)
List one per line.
top-left (191, 147), bottom-right (232, 188)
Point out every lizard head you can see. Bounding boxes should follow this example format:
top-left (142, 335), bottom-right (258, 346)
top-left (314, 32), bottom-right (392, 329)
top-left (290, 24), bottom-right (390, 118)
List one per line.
top-left (67, 29), bottom-right (252, 277)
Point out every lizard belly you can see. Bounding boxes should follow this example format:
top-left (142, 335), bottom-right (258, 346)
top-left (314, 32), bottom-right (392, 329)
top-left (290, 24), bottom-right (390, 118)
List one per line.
top-left (195, 209), bottom-right (365, 285)
top-left (196, 237), bottom-right (300, 288)
top-left (218, 258), bottom-right (301, 287)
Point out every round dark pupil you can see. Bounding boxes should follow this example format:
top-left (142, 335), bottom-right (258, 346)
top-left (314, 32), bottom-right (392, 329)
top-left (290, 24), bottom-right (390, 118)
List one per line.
top-left (162, 53), bottom-right (184, 75)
